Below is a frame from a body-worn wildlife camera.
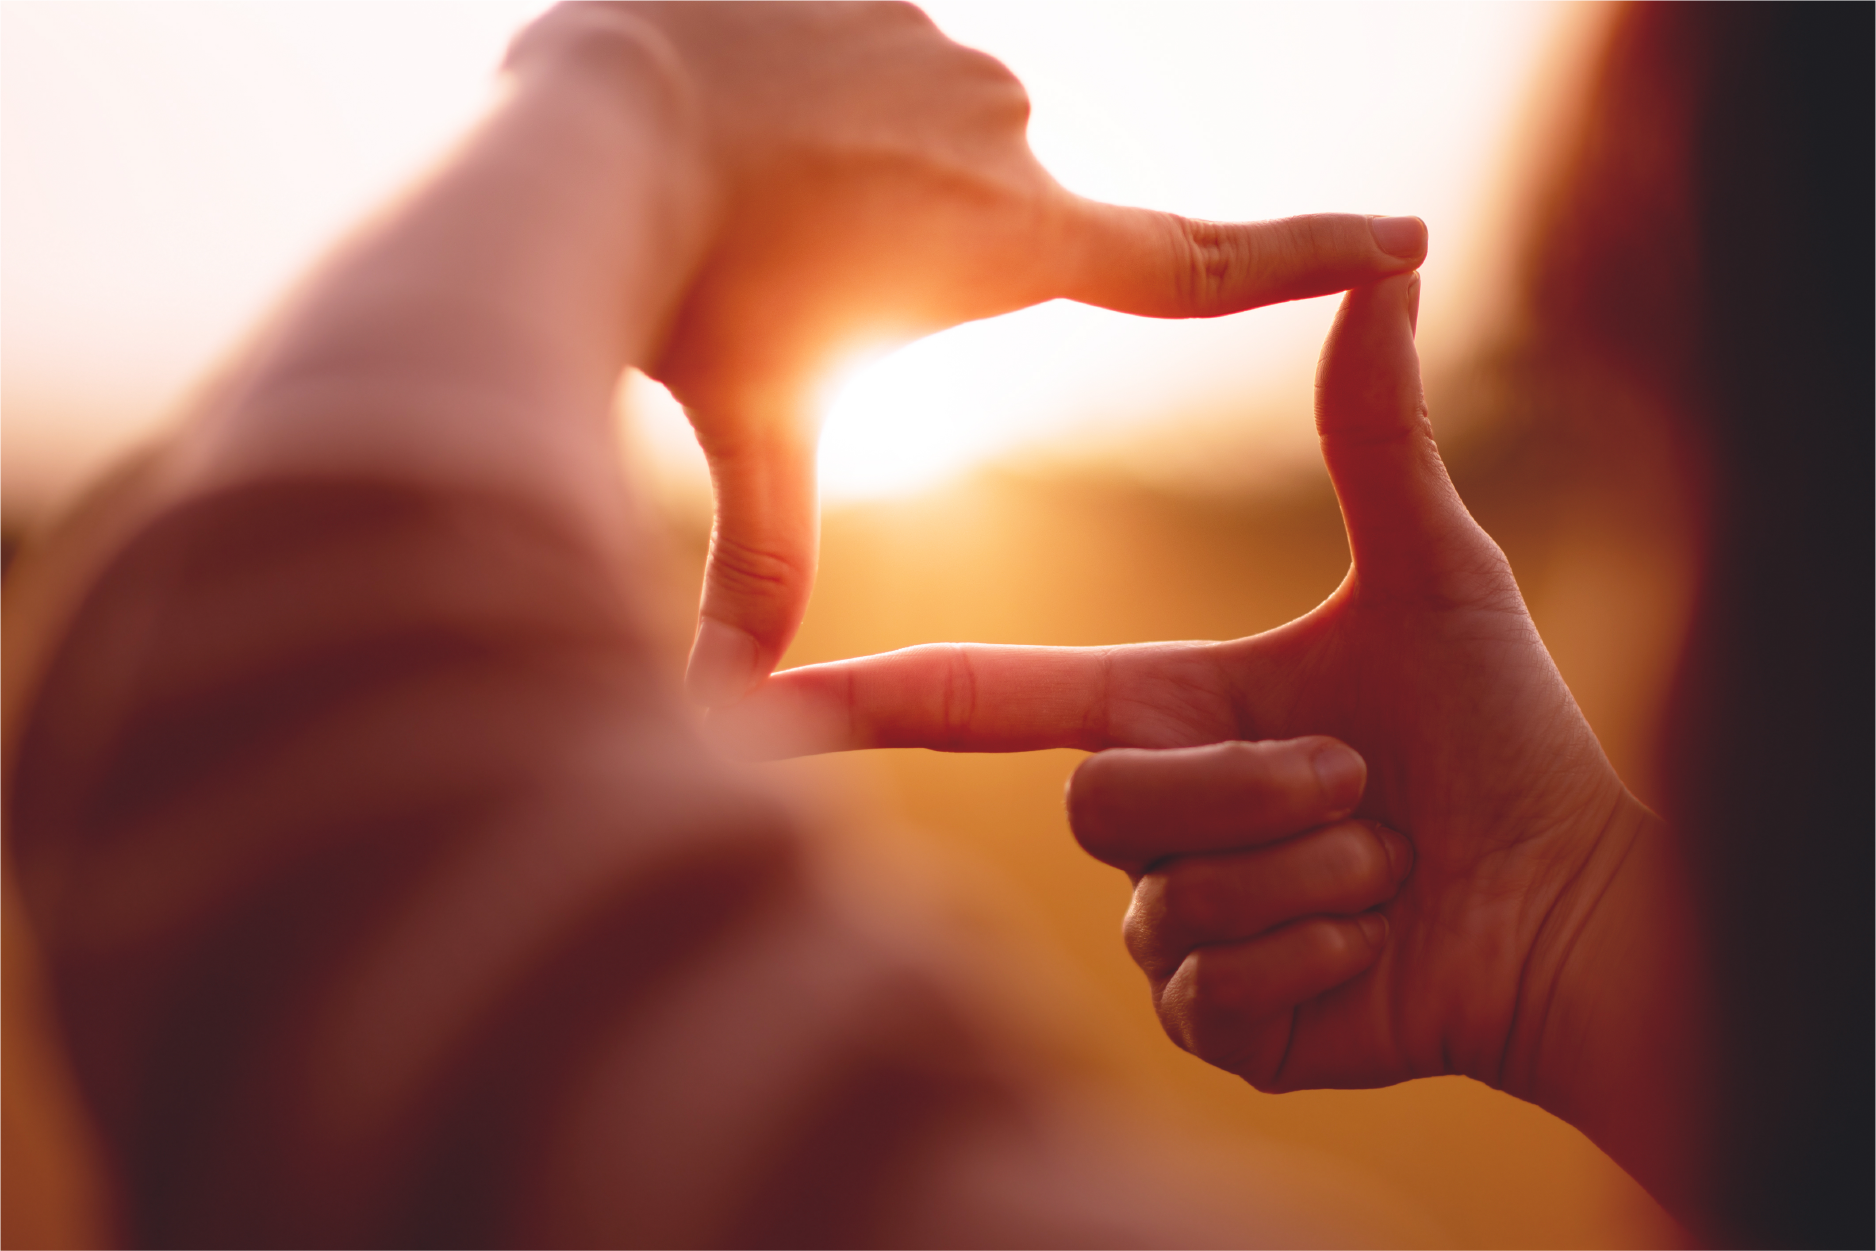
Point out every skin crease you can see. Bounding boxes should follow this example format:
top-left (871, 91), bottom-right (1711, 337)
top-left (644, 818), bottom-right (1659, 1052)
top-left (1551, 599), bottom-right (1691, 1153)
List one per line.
top-left (536, 4), bottom-right (1433, 704)
top-left (174, 0), bottom-right (1424, 713)
top-left (720, 274), bottom-right (1717, 1232)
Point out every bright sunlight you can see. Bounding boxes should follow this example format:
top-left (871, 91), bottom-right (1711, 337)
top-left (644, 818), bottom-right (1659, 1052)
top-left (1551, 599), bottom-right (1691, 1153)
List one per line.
top-left (4, 2), bottom-right (1572, 512)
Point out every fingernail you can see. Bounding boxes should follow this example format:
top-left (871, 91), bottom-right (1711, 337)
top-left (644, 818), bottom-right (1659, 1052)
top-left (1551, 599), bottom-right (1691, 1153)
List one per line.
top-left (1369, 215), bottom-right (1427, 259)
top-left (1357, 912), bottom-right (1389, 948)
top-left (686, 616), bottom-right (762, 708)
top-left (1309, 741), bottom-right (1366, 815)
top-left (1373, 824), bottom-right (1414, 881)
top-left (1406, 271), bottom-right (1421, 337)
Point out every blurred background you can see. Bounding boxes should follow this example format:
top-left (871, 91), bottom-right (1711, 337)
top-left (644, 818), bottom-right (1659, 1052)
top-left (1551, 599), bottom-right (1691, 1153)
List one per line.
top-left (5, 3), bottom-right (1695, 1245)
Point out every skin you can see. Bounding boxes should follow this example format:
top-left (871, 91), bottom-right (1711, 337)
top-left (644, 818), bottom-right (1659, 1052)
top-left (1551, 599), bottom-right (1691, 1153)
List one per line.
top-left (174, 2), bottom-right (1427, 707)
top-left (126, 0), bottom-right (1708, 1234)
top-left (719, 274), bottom-right (1719, 1233)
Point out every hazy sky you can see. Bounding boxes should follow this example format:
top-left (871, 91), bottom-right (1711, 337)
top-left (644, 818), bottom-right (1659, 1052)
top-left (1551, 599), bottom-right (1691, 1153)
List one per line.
top-left (3, 2), bottom-right (1580, 511)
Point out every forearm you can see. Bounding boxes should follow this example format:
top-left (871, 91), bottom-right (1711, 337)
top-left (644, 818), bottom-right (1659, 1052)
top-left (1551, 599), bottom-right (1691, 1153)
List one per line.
top-left (174, 10), bottom-right (715, 548)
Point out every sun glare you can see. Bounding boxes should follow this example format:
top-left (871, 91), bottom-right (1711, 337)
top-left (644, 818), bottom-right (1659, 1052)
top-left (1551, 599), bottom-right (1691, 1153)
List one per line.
top-left (808, 1), bottom-right (1577, 502)
top-left (4, 2), bottom-right (1578, 514)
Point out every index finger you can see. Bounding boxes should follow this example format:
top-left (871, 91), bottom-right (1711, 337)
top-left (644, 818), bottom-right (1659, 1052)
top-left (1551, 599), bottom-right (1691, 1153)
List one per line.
top-left (704, 639), bottom-right (1240, 759)
top-left (1059, 204), bottom-right (1427, 319)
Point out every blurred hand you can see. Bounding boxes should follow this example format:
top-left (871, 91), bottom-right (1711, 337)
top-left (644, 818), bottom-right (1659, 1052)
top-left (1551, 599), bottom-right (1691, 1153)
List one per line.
top-left (712, 273), bottom-right (1659, 1100)
top-left (516, 2), bottom-right (1428, 705)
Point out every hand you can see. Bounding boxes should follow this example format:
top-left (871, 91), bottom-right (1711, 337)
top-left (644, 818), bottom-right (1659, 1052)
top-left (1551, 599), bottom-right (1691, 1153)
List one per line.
top-left (711, 271), bottom-right (1618, 1084)
top-left (711, 274), bottom-right (1709, 1213)
top-left (514, 3), bottom-right (1428, 705)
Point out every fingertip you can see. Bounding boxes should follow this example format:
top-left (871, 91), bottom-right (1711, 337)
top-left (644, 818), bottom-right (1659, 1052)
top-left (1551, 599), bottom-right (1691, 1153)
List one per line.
top-left (686, 616), bottom-right (764, 708)
top-left (1368, 214), bottom-right (1427, 262)
top-left (1355, 910), bottom-right (1389, 950)
top-left (1307, 738), bottom-right (1367, 816)
top-left (1372, 823), bottom-right (1414, 883)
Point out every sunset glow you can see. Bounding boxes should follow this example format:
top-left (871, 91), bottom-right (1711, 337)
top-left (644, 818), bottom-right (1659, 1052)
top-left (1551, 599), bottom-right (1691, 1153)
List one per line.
top-left (4, 2), bottom-right (1575, 513)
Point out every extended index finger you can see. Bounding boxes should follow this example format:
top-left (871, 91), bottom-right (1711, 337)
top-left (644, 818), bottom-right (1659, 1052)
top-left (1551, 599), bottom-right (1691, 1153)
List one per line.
top-left (705, 639), bottom-right (1240, 759)
top-left (1060, 203), bottom-right (1427, 319)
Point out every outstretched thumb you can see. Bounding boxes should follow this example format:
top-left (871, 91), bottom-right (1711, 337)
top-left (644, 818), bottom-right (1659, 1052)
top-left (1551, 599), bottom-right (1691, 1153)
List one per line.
top-left (1314, 274), bottom-right (1491, 593)
top-left (685, 411), bottom-right (820, 707)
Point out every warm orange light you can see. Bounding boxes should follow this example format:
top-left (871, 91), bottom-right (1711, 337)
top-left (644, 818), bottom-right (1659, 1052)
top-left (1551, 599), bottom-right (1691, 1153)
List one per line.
top-left (811, 0), bottom-right (1576, 501)
top-left (5, 2), bottom-right (1573, 512)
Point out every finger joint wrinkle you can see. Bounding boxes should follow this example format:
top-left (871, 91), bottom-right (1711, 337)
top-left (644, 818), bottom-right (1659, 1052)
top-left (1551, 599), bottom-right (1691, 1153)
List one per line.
top-left (1178, 218), bottom-right (1239, 316)
top-left (1091, 647), bottom-right (1118, 749)
top-left (707, 531), bottom-right (808, 595)
top-left (941, 643), bottom-right (979, 749)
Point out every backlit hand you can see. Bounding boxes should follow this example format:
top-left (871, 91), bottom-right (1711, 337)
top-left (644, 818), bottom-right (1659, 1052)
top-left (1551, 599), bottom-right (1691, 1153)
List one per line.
top-left (712, 273), bottom-right (1662, 1104)
top-left (514, 2), bottom-right (1428, 705)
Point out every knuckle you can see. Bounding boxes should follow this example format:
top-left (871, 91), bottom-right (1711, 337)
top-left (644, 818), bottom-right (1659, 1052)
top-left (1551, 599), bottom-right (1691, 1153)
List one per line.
top-left (974, 65), bottom-right (1032, 127)
top-left (1121, 898), bottom-right (1160, 973)
top-left (1122, 877), bottom-right (1180, 975)
top-left (953, 43), bottom-right (1026, 96)
top-left (1156, 962), bottom-right (1228, 1060)
top-left (707, 531), bottom-right (808, 599)
top-left (937, 643), bottom-right (980, 748)
top-left (1169, 215), bottom-right (1363, 316)
top-left (1212, 737), bottom-right (1274, 785)
top-left (1170, 217), bottom-right (1241, 317)
top-left (1177, 946), bottom-right (1240, 1014)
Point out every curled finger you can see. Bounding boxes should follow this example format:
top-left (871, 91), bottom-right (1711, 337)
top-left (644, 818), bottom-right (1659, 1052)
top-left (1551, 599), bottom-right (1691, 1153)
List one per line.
top-left (1069, 738), bottom-right (1368, 874)
top-left (1125, 819), bottom-right (1412, 979)
top-left (1156, 913), bottom-right (1389, 1086)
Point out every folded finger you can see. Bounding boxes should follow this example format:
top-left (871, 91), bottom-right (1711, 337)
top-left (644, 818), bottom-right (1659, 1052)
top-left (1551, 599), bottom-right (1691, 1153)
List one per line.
top-left (1156, 914), bottom-right (1388, 1082)
top-left (1067, 738), bottom-right (1366, 873)
top-left (1062, 204), bottom-right (1426, 319)
top-left (1125, 819), bottom-right (1411, 977)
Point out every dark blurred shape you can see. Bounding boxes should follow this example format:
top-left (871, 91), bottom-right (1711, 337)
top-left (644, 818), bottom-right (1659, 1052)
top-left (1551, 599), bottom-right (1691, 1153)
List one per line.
top-left (3, 468), bottom-right (1220, 1248)
top-left (1524, 5), bottom-right (1873, 1246)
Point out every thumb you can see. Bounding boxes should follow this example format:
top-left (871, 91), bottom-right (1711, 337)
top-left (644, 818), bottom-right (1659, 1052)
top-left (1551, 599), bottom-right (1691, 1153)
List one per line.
top-left (1314, 273), bottom-right (1498, 595)
top-left (685, 408), bottom-right (819, 706)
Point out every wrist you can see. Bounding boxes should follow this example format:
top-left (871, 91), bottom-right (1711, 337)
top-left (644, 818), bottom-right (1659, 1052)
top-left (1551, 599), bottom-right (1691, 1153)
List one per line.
top-left (1505, 790), bottom-right (1718, 1228)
